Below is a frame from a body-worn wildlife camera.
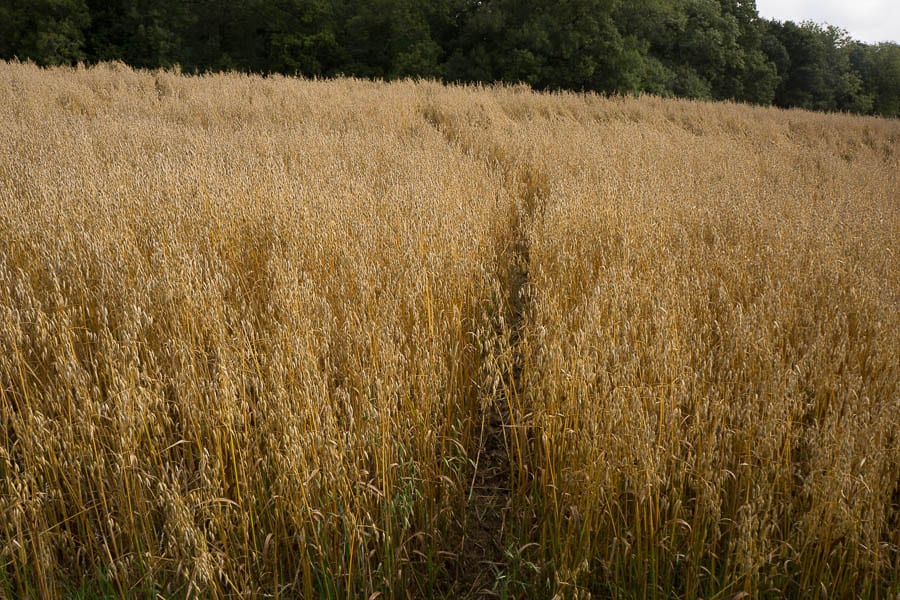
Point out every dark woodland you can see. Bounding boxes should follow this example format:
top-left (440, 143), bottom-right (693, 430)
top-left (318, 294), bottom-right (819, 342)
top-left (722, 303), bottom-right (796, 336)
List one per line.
top-left (2, 0), bottom-right (898, 116)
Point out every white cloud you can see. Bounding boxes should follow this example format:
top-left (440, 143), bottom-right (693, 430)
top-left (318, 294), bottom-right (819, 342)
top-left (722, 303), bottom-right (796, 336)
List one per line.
top-left (756, 0), bottom-right (899, 44)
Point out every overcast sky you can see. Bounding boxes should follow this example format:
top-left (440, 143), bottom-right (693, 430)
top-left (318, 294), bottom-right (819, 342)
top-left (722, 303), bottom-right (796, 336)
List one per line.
top-left (755, 0), bottom-right (899, 44)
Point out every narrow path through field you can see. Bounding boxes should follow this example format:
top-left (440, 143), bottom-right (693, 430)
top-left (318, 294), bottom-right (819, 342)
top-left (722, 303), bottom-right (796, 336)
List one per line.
top-left (454, 201), bottom-right (532, 597)
top-left (421, 104), bottom-right (549, 596)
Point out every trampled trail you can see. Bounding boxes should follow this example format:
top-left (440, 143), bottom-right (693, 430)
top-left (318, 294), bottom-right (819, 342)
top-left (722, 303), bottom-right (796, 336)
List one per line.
top-left (422, 102), bottom-right (550, 595)
top-left (454, 201), bottom-right (534, 597)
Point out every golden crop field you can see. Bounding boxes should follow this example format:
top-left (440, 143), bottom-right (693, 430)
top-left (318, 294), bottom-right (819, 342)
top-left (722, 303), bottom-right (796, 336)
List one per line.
top-left (0, 61), bottom-right (897, 599)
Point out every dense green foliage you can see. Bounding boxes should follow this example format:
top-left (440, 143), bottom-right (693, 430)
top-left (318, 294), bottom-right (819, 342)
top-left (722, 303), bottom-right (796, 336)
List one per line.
top-left (1, 0), bottom-right (897, 115)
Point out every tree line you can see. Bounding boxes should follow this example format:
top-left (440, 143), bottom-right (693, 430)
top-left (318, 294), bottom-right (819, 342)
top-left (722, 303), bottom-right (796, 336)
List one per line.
top-left (1, 0), bottom-right (898, 116)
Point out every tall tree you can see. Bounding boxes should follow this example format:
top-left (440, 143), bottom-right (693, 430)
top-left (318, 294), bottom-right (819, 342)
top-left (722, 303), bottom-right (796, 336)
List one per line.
top-left (770, 21), bottom-right (871, 113)
top-left (176, 0), bottom-right (266, 72)
top-left (850, 42), bottom-right (900, 117)
top-left (449, 0), bottom-right (643, 93)
top-left (84, 0), bottom-right (184, 68)
top-left (0, 0), bottom-right (90, 65)
top-left (260, 0), bottom-right (345, 76)
top-left (445, 0), bottom-right (507, 83)
top-left (342, 0), bottom-right (445, 79)
top-left (717, 0), bottom-right (778, 104)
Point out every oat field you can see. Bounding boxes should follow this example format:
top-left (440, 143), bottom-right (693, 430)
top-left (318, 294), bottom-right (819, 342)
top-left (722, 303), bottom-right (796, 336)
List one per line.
top-left (0, 61), bottom-right (897, 598)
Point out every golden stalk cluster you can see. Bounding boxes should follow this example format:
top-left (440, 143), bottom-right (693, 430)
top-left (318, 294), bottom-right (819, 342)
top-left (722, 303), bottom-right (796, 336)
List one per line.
top-left (0, 61), bottom-right (897, 598)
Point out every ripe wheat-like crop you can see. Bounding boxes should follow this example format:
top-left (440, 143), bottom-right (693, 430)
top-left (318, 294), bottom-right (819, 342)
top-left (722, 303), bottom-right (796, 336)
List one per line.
top-left (0, 61), bottom-right (897, 598)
